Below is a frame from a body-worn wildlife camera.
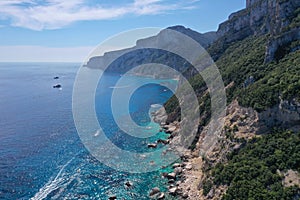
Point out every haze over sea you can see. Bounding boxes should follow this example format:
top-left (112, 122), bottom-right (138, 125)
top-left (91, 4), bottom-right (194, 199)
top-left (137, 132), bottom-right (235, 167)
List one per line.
top-left (0, 62), bottom-right (177, 199)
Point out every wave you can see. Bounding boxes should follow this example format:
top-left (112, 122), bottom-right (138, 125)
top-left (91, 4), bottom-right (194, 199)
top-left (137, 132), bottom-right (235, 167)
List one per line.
top-left (30, 157), bottom-right (75, 200)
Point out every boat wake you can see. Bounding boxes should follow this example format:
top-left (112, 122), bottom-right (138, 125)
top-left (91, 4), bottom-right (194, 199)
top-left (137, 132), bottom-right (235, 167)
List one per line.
top-left (150, 104), bottom-right (162, 108)
top-left (30, 157), bottom-right (76, 200)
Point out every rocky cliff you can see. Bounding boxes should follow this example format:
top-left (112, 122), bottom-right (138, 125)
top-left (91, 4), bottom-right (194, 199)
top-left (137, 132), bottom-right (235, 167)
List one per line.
top-left (84, 1), bottom-right (300, 198)
top-left (86, 0), bottom-right (299, 74)
top-left (160, 1), bottom-right (300, 199)
top-left (84, 25), bottom-right (217, 78)
top-left (211, 0), bottom-right (300, 62)
top-left (218, 0), bottom-right (299, 37)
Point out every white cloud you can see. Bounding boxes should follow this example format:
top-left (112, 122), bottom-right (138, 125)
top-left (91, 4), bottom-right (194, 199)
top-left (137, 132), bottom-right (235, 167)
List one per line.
top-left (0, 0), bottom-right (198, 30)
top-left (134, 0), bottom-right (162, 6)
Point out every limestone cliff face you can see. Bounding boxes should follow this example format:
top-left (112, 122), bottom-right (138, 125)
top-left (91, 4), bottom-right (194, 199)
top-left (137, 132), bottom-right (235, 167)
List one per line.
top-left (179, 97), bottom-right (300, 199)
top-left (212, 0), bottom-right (300, 61)
top-left (259, 98), bottom-right (300, 130)
top-left (167, 26), bottom-right (217, 49)
top-left (84, 26), bottom-right (217, 77)
top-left (218, 0), bottom-right (300, 38)
top-left (265, 27), bottom-right (300, 63)
top-left (86, 0), bottom-right (299, 71)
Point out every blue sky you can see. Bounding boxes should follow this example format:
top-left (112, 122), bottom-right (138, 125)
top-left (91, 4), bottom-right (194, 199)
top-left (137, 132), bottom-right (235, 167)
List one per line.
top-left (0, 0), bottom-right (245, 62)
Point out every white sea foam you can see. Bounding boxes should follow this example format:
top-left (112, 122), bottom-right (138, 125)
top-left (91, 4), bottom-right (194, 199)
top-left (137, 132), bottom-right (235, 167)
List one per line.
top-left (30, 157), bottom-right (75, 200)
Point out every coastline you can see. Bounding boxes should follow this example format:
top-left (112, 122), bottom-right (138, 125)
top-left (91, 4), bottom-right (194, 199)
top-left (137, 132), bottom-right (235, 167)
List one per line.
top-left (150, 107), bottom-right (203, 199)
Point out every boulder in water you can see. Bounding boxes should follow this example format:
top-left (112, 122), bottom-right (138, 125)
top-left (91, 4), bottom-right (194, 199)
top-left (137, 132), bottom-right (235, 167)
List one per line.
top-left (108, 195), bottom-right (117, 200)
top-left (53, 84), bottom-right (62, 89)
top-left (147, 143), bottom-right (157, 148)
top-left (167, 172), bottom-right (176, 179)
top-left (149, 187), bottom-right (160, 196)
top-left (124, 181), bottom-right (133, 188)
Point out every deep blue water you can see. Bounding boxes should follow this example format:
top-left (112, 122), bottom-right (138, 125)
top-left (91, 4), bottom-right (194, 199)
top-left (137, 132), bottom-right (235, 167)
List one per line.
top-left (0, 63), bottom-right (177, 200)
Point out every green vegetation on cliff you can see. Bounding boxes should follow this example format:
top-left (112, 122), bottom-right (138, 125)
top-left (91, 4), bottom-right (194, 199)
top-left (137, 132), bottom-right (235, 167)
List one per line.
top-left (213, 35), bottom-right (268, 104)
top-left (163, 14), bottom-right (300, 200)
top-left (165, 33), bottom-right (300, 151)
top-left (215, 34), bottom-right (300, 111)
top-left (212, 130), bottom-right (300, 199)
top-left (162, 2), bottom-right (300, 198)
top-left (165, 33), bottom-right (300, 114)
top-left (239, 51), bottom-right (300, 111)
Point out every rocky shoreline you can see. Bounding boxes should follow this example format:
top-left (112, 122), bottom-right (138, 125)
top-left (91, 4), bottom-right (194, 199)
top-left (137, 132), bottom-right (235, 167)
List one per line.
top-left (148, 99), bottom-right (272, 200)
top-left (147, 108), bottom-right (201, 200)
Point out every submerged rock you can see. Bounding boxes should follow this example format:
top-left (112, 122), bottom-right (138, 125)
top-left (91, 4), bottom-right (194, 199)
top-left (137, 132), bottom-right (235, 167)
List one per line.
top-left (162, 172), bottom-right (168, 177)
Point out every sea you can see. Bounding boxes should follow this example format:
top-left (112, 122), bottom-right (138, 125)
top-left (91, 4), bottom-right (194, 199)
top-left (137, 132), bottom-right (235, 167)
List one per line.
top-left (0, 63), bottom-right (178, 200)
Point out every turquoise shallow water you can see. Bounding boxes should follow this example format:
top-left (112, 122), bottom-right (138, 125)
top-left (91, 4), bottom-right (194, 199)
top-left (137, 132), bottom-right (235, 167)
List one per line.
top-left (0, 63), bottom-right (178, 199)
